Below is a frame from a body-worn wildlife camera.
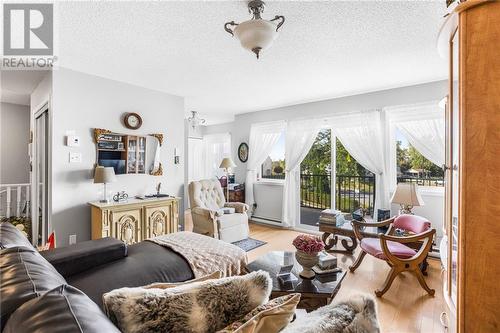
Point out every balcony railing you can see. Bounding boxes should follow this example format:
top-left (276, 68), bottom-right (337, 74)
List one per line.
top-left (397, 176), bottom-right (444, 187)
top-left (300, 174), bottom-right (376, 215)
top-left (263, 173), bottom-right (442, 216)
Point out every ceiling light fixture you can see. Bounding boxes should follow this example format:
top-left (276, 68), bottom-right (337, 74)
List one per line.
top-left (224, 0), bottom-right (285, 59)
top-left (187, 111), bottom-right (206, 130)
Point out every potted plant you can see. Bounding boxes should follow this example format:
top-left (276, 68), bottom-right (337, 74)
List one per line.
top-left (292, 234), bottom-right (325, 278)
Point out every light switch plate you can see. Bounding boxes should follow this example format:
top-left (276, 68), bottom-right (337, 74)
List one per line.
top-left (69, 152), bottom-right (82, 163)
top-left (69, 234), bottom-right (77, 245)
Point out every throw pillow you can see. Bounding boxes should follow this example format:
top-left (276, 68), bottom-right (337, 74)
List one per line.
top-left (143, 271), bottom-right (222, 289)
top-left (281, 294), bottom-right (380, 333)
top-left (103, 270), bottom-right (272, 333)
top-left (217, 293), bottom-right (301, 333)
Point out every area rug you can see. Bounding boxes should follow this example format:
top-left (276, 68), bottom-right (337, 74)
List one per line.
top-left (232, 238), bottom-right (267, 252)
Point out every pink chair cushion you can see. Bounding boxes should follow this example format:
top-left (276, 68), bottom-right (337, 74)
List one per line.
top-left (394, 214), bottom-right (431, 234)
top-left (360, 238), bottom-right (416, 260)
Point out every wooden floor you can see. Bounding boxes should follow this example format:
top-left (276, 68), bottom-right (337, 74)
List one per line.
top-left (184, 213), bottom-right (445, 333)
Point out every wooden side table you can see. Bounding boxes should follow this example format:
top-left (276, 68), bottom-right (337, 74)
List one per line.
top-left (222, 185), bottom-right (245, 203)
top-left (319, 220), bottom-right (379, 254)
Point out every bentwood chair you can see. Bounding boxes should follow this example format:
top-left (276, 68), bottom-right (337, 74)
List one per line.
top-left (349, 214), bottom-right (436, 297)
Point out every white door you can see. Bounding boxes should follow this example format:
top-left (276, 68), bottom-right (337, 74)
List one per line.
top-left (32, 106), bottom-right (50, 245)
top-left (188, 137), bottom-right (204, 183)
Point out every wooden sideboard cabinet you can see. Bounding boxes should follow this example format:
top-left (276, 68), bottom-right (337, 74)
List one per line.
top-left (89, 197), bottom-right (179, 244)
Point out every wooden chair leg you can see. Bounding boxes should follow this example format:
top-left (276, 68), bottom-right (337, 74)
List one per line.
top-left (349, 251), bottom-right (367, 273)
top-left (414, 268), bottom-right (435, 296)
top-left (375, 267), bottom-right (400, 297)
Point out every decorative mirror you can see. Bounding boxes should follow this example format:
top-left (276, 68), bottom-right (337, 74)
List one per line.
top-left (238, 142), bottom-right (249, 163)
top-left (94, 129), bottom-right (163, 176)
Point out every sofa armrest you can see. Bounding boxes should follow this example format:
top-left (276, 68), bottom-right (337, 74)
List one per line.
top-left (191, 207), bottom-right (222, 219)
top-left (224, 202), bottom-right (249, 214)
top-left (41, 237), bottom-right (127, 278)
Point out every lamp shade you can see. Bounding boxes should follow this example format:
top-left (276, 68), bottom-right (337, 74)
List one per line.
top-left (94, 166), bottom-right (116, 184)
top-left (390, 183), bottom-right (425, 206)
top-left (234, 19), bottom-right (278, 55)
top-left (219, 157), bottom-right (237, 170)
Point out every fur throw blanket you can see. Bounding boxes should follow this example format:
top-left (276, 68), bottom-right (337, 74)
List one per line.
top-left (282, 294), bottom-right (380, 333)
top-left (147, 231), bottom-right (247, 278)
top-left (103, 271), bottom-right (272, 333)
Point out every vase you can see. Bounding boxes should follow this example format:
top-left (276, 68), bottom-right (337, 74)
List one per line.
top-left (295, 250), bottom-right (319, 279)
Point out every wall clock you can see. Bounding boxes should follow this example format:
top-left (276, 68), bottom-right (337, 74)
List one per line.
top-left (238, 142), bottom-right (249, 163)
top-left (124, 112), bottom-right (143, 130)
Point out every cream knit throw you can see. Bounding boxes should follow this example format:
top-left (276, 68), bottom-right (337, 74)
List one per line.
top-left (147, 231), bottom-right (248, 278)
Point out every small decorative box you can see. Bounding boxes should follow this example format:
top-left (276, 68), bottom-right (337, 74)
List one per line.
top-left (318, 252), bottom-right (337, 269)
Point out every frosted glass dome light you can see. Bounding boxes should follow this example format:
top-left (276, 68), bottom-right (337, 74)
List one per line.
top-left (224, 0), bottom-right (285, 59)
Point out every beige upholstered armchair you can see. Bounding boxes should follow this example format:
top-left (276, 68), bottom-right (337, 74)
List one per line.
top-left (188, 179), bottom-right (249, 243)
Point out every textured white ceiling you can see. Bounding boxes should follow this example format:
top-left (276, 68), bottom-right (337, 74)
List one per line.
top-left (55, 1), bottom-right (448, 123)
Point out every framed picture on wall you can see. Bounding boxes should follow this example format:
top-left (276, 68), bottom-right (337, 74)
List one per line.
top-left (238, 142), bottom-right (248, 163)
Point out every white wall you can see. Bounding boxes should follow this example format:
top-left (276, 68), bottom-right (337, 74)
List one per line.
top-left (0, 103), bottom-right (31, 184)
top-left (51, 68), bottom-right (185, 246)
top-left (203, 80), bottom-right (447, 230)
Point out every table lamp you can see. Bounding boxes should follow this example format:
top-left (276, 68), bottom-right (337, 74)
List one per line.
top-left (390, 183), bottom-right (424, 214)
top-left (219, 157), bottom-right (236, 201)
top-left (94, 166), bottom-right (116, 203)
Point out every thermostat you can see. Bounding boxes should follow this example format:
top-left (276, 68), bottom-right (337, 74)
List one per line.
top-left (67, 135), bottom-right (80, 147)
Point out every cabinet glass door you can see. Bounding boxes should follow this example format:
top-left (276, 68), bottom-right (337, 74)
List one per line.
top-left (127, 137), bottom-right (137, 173)
top-left (449, 29), bottom-right (459, 305)
top-left (138, 137), bottom-right (146, 174)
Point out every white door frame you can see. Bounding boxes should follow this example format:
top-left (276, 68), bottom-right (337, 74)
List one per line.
top-left (31, 99), bottom-right (52, 245)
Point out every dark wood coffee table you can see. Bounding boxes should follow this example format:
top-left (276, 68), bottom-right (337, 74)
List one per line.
top-left (247, 251), bottom-right (347, 312)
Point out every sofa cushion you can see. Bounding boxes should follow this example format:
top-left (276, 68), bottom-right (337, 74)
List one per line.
top-left (3, 285), bottom-right (120, 333)
top-left (41, 237), bottom-right (128, 278)
top-left (218, 293), bottom-right (300, 333)
top-left (144, 271), bottom-right (221, 289)
top-left (67, 240), bottom-right (194, 308)
top-left (189, 179), bottom-right (226, 211)
top-left (0, 247), bottom-right (67, 329)
top-left (103, 270), bottom-right (272, 333)
top-left (281, 294), bottom-right (380, 333)
top-left (0, 222), bottom-right (34, 250)
top-left (360, 238), bottom-right (416, 260)
top-left (218, 213), bottom-right (248, 229)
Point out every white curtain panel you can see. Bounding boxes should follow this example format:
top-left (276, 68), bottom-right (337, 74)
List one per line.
top-left (245, 121), bottom-right (286, 212)
top-left (396, 119), bottom-right (445, 167)
top-left (203, 133), bottom-right (231, 179)
top-left (282, 119), bottom-right (322, 227)
top-left (385, 101), bottom-right (444, 191)
top-left (328, 110), bottom-right (389, 218)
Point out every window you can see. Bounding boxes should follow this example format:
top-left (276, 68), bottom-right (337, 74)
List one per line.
top-left (260, 132), bottom-right (285, 180)
top-left (395, 128), bottom-right (444, 187)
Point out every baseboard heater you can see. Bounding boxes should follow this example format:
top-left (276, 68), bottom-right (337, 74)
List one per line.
top-left (251, 215), bottom-right (282, 224)
top-left (252, 182), bottom-right (283, 223)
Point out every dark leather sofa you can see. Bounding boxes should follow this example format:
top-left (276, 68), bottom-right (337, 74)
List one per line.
top-left (0, 222), bottom-right (194, 332)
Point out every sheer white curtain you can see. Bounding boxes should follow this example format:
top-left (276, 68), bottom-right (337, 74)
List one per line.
top-left (282, 119), bottom-right (322, 227)
top-left (203, 133), bottom-right (231, 179)
top-left (327, 110), bottom-right (389, 218)
top-left (245, 121), bottom-right (286, 211)
top-left (385, 101), bottom-right (444, 191)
